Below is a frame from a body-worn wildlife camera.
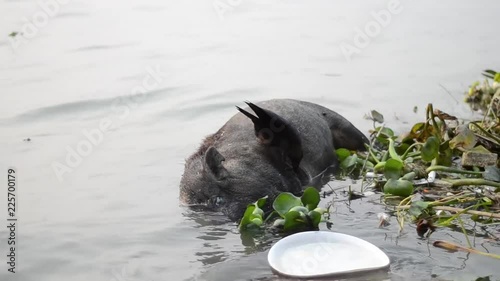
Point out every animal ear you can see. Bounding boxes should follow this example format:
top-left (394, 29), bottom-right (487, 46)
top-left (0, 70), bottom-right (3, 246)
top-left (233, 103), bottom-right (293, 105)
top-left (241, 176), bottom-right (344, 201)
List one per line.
top-left (321, 110), bottom-right (369, 151)
top-left (331, 122), bottom-right (369, 151)
top-left (203, 146), bottom-right (228, 180)
top-left (237, 102), bottom-right (303, 171)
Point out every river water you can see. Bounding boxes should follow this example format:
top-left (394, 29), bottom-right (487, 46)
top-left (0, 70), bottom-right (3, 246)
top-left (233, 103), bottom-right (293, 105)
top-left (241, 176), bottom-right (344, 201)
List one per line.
top-left (0, 0), bottom-right (499, 280)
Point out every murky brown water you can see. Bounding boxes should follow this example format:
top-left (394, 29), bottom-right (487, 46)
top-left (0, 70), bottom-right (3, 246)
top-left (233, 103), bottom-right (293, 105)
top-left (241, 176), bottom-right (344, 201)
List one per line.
top-left (1, 0), bottom-right (499, 280)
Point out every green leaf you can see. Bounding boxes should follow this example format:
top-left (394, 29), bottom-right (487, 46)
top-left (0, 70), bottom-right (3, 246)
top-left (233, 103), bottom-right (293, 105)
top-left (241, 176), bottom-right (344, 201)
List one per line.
top-left (363, 159), bottom-right (374, 169)
top-left (255, 196), bottom-right (268, 208)
top-left (340, 155), bottom-right (358, 170)
top-left (408, 201), bottom-right (430, 218)
top-left (252, 206), bottom-right (264, 216)
top-left (388, 138), bottom-right (403, 162)
top-left (239, 204), bottom-right (259, 230)
top-left (395, 142), bottom-right (410, 156)
top-left (469, 81), bottom-right (480, 95)
top-left (371, 110), bottom-right (384, 123)
top-left (384, 158), bottom-right (404, 180)
top-left (482, 69), bottom-right (499, 81)
top-left (410, 122), bottom-right (425, 134)
top-left (239, 196), bottom-right (267, 230)
top-left (421, 136), bottom-right (440, 162)
top-left (335, 148), bottom-right (351, 162)
top-left (401, 171), bottom-right (416, 181)
top-left (437, 140), bottom-right (453, 166)
top-left (449, 128), bottom-right (476, 151)
top-left (308, 210), bottom-right (322, 227)
top-left (250, 217), bottom-right (263, 226)
top-left (377, 127), bottom-right (394, 138)
top-left (374, 127), bottom-right (394, 146)
top-left (383, 178), bottom-right (414, 197)
top-left (494, 73), bottom-right (500, 83)
top-left (289, 206), bottom-right (309, 213)
top-left (374, 161), bottom-right (386, 171)
top-left (301, 187), bottom-right (320, 210)
top-left (482, 197), bottom-right (493, 206)
top-left (272, 192), bottom-right (302, 218)
top-left (283, 210), bottom-right (305, 231)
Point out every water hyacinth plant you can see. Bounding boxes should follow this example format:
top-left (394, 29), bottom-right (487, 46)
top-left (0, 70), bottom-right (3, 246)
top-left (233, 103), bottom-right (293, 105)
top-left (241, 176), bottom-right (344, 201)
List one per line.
top-left (335, 71), bottom-right (500, 248)
top-left (239, 70), bottom-right (499, 257)
top-left (239, 187), bottom-right (328, 232)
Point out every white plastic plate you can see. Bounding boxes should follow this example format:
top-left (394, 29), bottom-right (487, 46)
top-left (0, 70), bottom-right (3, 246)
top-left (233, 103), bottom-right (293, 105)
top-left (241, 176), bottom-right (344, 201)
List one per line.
top-left (268, 231), bottom-right (390, 278)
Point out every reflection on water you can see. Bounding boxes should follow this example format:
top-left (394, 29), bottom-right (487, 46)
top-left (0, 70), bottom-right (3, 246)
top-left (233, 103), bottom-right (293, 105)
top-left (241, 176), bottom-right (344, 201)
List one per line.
top-left (183, 210), bottom-right (235, 266)
top-left (183, 209), bottom-right (279, 267)
top-left (184, 180), bottom-right (500, 281)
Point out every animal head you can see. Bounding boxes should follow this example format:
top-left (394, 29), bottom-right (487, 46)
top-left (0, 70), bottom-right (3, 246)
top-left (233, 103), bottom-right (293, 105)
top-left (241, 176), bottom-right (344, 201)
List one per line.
top-left (179, 145), bottom-right (280, 220)
top-left (179, 100), bottom-right (370, 221)
top-left (180, 102), bottom-right (306, 220)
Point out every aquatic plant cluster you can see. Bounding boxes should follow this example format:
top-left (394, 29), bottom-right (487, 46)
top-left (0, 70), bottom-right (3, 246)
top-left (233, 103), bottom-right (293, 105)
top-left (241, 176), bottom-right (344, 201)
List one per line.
top-left (238, 187), bottom-right (328, 232)
top-left (239, 69), bottom-right (500, 260)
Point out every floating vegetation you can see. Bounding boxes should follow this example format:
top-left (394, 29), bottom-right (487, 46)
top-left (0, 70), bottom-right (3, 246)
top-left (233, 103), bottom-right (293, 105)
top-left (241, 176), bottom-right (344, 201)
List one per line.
top-left (240, 70), bottom-right (500, 260)
top-left (338, 70), bottom-right (500, 259)
top-left (464, 70), bottom-right (500, 155)
top-left (239, 187), bottom-right (328, 233)
top-left (465, 69), bottom-right (500, 114)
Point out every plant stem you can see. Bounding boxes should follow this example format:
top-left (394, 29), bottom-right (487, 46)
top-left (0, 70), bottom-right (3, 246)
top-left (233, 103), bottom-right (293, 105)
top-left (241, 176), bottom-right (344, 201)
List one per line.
top-left (426, 165), bottom-right (483, 176)
top-left (457, 217), bottom-right (472, 248)
top-left (397, 205), bottom-right (500, 219)
top-left (427, 103), bottom-right (442, 142)
top-left (445, 178), bottom-right (500, 188)
top-left (470, 121), bottom-right (500, 144)
top-left (434, 240), bottom-right (500, 259)
top-left (429, 197), bottom-right (477, 207)
top-left (433, 191), bottom-right (470, 203)
top-left (395, 195), bottom-right (413, 233)
top-left (388, 138), bottom-right (403, 162)
top-left (401, 142), bottom-right (423, 160)
top-left (405, 151), bottom-right (422, 159)
top-left (367, 145), bottom-right (380, 164)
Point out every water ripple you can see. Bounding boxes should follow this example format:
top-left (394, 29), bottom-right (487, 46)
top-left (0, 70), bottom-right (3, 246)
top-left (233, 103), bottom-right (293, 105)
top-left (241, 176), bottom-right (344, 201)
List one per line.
top-left (70, 42), bottom-right (140, 53)
top-left (10, 86), bottom-right (179, 123)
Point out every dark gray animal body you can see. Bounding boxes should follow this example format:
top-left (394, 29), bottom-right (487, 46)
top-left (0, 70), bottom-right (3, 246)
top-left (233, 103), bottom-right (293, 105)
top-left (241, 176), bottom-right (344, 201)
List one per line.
top-left (180, 99), bottom-right (368, 220)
